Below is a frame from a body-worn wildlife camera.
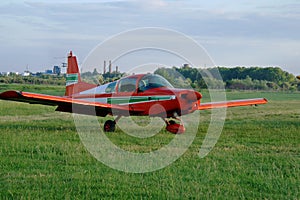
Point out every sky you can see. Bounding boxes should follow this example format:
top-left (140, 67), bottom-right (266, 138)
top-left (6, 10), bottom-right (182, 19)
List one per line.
top-left (0, 0), bottom-right (299, 75)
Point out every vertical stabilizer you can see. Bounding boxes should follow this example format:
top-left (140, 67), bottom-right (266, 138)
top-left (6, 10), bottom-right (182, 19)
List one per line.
top-left (66, 51), bottom-right (81, 86)
top-left (65, 51), bottom-right (96, 96)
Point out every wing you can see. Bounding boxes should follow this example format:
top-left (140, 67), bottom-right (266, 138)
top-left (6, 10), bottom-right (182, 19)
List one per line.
top-left (198, 98), bottom-right (268, 110)
top-left (0, 90), bottom-right (136, 117)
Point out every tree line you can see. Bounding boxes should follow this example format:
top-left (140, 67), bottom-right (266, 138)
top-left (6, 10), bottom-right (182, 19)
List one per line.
top-left (1, 66), bottom-right (299, 91)
top-left (154, 66), bottom-right (300, 91)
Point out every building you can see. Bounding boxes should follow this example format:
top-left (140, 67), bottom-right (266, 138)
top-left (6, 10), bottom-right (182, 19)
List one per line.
top-left (45, 69), bottom-right (53, 74)
top-left (22, 71), bottom-right (31, 76)
top-left (53, 66), bottom-right (61, 75)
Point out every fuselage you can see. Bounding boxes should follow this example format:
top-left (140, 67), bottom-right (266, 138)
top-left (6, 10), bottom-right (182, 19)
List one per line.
top-left (70, 74), bottom-right (202, 118)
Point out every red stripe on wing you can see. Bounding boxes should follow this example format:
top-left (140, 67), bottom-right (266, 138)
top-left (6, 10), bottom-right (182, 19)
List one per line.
top-left (198, 98), bottom-right (268, 110)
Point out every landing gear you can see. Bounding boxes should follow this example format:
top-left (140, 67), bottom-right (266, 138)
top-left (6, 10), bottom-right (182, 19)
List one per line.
top-left (103, 116), bottom-right (185, 134)
top-left (103, 116), bottom-right (121, 132)
top-left (164, 118), bottom-right (185, 134)
top-left (104, 120), bottom-right (116, 132)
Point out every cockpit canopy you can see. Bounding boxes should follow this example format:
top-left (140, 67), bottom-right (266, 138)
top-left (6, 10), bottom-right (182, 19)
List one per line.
top-left (80, 74), bottom-right (174, 95)
top-left (118, 74), bottom-right (173, 93)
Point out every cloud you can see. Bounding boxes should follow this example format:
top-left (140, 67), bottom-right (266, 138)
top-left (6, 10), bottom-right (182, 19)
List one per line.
top-left (137, 0), bottom-right (168, 9)
top-left (0, 0), bottom-right (299, 74)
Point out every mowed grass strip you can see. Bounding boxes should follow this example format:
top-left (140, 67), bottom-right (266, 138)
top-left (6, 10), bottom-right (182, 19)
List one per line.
top-left (0, 86), bottom-right (299, 199)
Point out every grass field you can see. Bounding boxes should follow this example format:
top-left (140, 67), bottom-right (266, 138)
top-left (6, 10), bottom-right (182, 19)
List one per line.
top-left (0, 85), bottom-right (299, 199)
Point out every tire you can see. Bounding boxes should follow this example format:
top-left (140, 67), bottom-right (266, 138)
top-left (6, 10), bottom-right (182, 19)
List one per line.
top-left (169, 120), bottom-right (176, 125)
top-left (104, 120), bottom-right (116, 132)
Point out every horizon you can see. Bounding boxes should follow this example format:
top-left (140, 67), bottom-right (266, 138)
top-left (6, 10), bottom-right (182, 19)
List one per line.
top-left (1, 65), bottom-right (297, 77)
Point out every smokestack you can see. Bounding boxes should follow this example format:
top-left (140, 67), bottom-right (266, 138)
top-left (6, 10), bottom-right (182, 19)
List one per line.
top-left (109, 60), bottom-right (112, 74)
top-left (116, 66), bottom-right (118, 73)
top-left (103, 61), bottom-right (106, 74)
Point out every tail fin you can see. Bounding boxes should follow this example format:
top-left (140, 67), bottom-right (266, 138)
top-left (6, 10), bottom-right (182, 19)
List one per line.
top-left (65, 51), bottom-right (97, 96)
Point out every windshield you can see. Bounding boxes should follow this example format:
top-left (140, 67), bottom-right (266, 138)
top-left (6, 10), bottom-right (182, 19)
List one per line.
top-left (138, 74), bottom-right (174, 92)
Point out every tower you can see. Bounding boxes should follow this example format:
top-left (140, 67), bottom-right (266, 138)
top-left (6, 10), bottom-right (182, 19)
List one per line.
top-left (109, 60), bottom-right (112, 74)
top-left (103, 60), bottom-right (106, 74)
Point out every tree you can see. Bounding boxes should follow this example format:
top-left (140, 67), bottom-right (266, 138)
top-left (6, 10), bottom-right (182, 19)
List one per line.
top-left (93, 68), bottom-right (99, 76)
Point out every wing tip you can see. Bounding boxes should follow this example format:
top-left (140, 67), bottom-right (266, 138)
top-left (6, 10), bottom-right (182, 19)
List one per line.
top-left (198, 97), bottom-right (268, 110)
top-left (0, 90), bottom-right (22, 99)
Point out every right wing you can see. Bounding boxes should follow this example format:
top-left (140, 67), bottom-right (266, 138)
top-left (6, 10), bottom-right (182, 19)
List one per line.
top-left (198, 98), bottom-right (268, 110)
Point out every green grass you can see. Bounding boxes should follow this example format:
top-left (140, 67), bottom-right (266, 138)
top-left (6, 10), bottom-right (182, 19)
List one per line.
top-left (0, 83), bottom-right (65, 96)
top-left (0, 85), bottom-right (299, 199)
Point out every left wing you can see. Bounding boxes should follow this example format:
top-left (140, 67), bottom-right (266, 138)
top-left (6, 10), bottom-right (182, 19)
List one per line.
top-left (198, 98), bottom-right (268, 110)
top-left (0, 90), bottom-right (138, 117)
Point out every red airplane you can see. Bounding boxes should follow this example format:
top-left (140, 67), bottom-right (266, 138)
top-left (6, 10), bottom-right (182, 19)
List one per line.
top-left (0, 51), bottom-right (268, 134)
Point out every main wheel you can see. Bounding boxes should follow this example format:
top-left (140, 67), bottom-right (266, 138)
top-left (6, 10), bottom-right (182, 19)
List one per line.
top-left (104, 120), bottom-right (116, 132)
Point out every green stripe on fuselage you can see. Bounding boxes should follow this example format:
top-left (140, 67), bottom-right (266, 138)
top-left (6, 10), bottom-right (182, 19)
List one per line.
top-left (107, 96), bottom-right (174, 105)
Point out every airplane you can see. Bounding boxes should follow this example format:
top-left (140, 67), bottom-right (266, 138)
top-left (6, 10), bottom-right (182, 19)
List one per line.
top-left (0, 51), bottom-right (268, 134)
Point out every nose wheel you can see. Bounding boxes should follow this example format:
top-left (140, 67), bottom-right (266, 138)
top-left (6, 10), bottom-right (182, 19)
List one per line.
top-left (164, 118), bottom-right (185, 134)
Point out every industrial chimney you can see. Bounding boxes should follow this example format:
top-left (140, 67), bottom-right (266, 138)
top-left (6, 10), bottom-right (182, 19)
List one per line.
top-left (109, 60), bottom-right (112, 74)
top-left (103, 60), bottom-right (106, 74)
